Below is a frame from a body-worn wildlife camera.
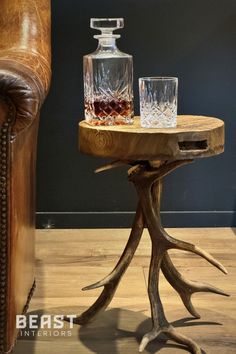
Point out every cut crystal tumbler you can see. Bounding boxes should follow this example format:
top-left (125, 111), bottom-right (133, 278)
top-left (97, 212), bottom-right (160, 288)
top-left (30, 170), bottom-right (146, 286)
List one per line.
top-left (139, 77), bottom-right (178, 128)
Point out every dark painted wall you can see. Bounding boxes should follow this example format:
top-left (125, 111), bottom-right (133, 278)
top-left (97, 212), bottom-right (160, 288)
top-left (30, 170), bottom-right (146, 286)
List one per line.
top-left (36, 0), bottom-right (236, 228)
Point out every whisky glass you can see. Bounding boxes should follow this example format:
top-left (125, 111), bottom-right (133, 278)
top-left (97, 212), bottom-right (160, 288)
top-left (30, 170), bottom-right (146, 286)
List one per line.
top-left (139, 77), bottom-right (178, 128)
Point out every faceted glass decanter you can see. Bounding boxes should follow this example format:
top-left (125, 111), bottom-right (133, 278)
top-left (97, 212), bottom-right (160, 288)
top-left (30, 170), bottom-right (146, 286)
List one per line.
top-left (83, 18), bottom-right (134, 125)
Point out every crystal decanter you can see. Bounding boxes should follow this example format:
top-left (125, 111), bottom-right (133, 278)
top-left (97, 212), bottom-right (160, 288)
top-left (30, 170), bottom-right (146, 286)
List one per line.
top-left (83, 18), bottom-right (134, 125)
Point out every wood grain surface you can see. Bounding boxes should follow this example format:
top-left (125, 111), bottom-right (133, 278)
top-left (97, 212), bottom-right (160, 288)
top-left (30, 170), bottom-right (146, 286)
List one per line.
top-left (12, 228), bottom-right (236, 354)
top-left (79, 116), bottom-right (224, 160)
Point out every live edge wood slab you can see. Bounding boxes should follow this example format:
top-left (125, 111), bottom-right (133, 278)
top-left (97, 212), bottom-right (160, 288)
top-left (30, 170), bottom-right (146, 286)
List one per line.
top-left (78, 115), bottom-right (227, 354)
top-left (79, 115), bottom-right (224, 160)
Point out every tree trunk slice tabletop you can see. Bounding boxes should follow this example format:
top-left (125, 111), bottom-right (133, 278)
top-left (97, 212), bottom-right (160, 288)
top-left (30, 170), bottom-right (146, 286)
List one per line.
top-left (78, 115), bottom-right (227, 354)
top-left (79, 115), bottom-right (224, 160)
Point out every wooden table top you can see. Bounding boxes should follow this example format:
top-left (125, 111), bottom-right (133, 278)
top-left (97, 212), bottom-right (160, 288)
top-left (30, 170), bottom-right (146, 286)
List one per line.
top-left (79, 115), bottom-right (224, 161)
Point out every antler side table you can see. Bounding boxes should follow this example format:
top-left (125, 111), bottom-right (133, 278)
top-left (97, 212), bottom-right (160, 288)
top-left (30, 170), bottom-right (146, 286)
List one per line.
top-left (78, 116), bottom-right (228, 354)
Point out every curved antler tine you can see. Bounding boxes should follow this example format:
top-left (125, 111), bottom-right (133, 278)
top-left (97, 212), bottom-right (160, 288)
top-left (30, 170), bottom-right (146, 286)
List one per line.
top-left (82, 276), bottom-right (111, 291)
top-left (161, 252), bottom-right (229, 318)
top-left (180, 292), bottom-right (201, 318)
top-left (75, 283), bottom-right (117, 325)
top-left (128, 159), bottom-right (194, 184)
top-left (167, 236), bottom-right (227, 274)
top-left (139, 328), bottom-right (162, 352)
top-left (166, 327), bottom-right (202, 354)
top-left (75, 203), bottom-right (144, 324)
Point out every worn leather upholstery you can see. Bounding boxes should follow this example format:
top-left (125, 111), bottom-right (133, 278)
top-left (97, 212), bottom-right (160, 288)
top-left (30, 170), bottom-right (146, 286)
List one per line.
top-left (0, 1), bottom-right (51, 352)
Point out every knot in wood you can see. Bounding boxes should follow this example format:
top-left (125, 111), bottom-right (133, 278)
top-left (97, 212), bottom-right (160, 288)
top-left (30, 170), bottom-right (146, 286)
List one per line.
top-left (94, 131), bottom-right (112, 151)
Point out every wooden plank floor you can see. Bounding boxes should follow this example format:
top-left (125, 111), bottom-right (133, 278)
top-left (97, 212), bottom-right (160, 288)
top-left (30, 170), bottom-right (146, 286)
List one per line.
top-left (13, 228), bottom-right (236, 354)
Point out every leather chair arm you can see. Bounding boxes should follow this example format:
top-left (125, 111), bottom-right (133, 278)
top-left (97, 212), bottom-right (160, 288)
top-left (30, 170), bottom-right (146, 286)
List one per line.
top-left (0, 0), bottom-right (51, 134)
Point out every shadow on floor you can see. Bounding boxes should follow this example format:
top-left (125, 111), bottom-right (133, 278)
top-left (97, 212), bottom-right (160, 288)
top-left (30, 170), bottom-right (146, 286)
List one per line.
top-left (78, 308), bottom-right (220, 354)
top-left (13, 307), bottom-right (223, 354)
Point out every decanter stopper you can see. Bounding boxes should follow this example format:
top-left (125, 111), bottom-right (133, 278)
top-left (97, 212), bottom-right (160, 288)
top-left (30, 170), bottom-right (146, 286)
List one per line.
top-left (90, 18), bottom-right (124, 38)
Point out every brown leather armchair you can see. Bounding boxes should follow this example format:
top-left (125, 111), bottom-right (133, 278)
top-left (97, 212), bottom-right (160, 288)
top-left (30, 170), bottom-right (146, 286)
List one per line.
top-left (0, 0), bottom-right (51, 352)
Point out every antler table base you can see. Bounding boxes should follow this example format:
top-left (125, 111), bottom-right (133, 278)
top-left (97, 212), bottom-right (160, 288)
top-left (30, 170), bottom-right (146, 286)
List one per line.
top-left (78, 116), bottom-right (228, 353)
